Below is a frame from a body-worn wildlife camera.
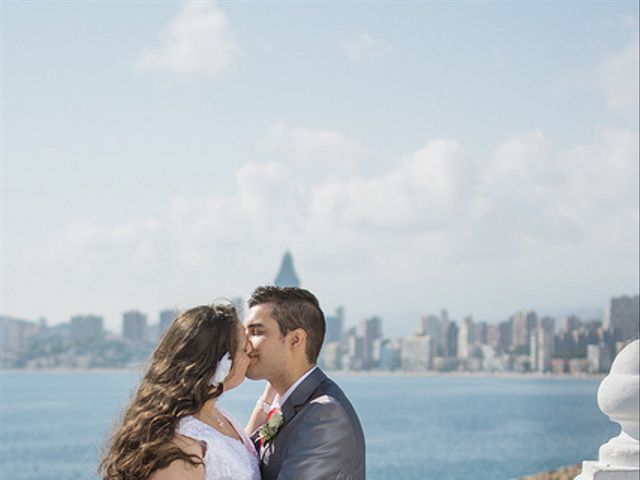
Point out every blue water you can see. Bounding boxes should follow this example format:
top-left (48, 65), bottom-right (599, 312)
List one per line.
top-left (0, 371), bottom-right (617, 480)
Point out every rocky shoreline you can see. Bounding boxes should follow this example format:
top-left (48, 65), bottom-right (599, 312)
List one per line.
top-left (520, 464), bottom-right (581, 480)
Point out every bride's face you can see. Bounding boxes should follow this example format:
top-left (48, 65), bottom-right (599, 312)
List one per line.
top-left (222, 321), bottom-right (252, 391)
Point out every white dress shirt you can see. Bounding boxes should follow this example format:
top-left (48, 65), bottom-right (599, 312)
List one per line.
top-left (271, 366), bottom-right (317, 409)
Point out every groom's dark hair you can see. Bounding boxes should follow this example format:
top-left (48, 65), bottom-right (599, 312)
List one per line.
top-left (248, 286), bottom-right (326, 364)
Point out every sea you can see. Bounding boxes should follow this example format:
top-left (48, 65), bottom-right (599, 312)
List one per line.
top-left (0, 371), bottom-right (618, 480)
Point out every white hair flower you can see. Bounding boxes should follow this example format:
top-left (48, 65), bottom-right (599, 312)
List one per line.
top-left (209, 352), bottom-right (233, 387)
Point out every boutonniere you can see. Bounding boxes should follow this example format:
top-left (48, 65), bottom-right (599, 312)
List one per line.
top-left (258, 408), bottom-right (284, 446)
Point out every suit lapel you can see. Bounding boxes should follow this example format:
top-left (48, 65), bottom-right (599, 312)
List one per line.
top-left (259, 368), bottom-right (327, 464)
top-left (280, 368), bottom-right (327, 427)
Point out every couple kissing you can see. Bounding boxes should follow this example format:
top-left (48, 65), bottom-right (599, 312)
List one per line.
top-left (101, 286), bottom-right (366, 480)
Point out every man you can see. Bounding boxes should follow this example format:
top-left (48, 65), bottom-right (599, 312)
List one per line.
top-left (244, 286), bottom-right (366, 480)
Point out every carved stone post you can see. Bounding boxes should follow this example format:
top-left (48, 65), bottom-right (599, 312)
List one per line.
top-left (575, 339), bottom-right (639, 479)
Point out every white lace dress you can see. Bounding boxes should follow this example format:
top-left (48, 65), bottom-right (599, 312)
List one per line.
top-left (176, 407), bottom-right (261, 480)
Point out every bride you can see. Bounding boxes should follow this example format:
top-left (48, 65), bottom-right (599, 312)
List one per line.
top-left (101, 303), bottom-right (261, 480)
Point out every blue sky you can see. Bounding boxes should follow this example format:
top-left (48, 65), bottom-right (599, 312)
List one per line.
top-left (2, 1), bottom-right (639, 335)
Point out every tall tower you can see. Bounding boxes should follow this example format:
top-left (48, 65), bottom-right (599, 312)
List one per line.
top-left (604, 295), bottom-right (640, 343)
top-left (274, 250), bottom-right (301, 287)
top-left (122, 310), bottom-right (147, 343)
top-left (530, 319), bottom-right (555, 372)
top-left (359, 316), bottom-right (383, 369)
top-left (71, 315), bottom-right (104, 344)
top-left (457, 316), bottom-right (474, 360)
top-left (510, 310), bottom-right (538, 353)
top-left (325, 306), bottom-right (345, 344)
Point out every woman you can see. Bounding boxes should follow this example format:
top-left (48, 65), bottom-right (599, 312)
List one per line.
top-left (100, 303), bottom-right (261, 480)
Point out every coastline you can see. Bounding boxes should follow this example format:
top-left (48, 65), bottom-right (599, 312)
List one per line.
top-left (520, 463), bottom-right (581, 480)
top-left (1, 367), bottom-right (605, 380)
top-left (0, 367), bottom-right (145, 374)
top-left (327, 369), bottom-right (605, 380)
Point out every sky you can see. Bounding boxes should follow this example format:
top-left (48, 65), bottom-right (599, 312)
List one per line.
top-left (2, 1), bottom-right (639, 336)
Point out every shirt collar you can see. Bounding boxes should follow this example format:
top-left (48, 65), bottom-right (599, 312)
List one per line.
top-left (272, 366), bottom-right (318, 409)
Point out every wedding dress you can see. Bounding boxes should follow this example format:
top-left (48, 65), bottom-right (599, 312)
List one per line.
top-left (176, 407), bottom-right (260, 480)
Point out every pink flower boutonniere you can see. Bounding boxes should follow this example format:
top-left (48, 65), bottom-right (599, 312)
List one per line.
top-left (258, 408), bottom-right (284, 447)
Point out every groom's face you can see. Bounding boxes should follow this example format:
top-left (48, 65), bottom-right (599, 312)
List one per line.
top-left (244, 303), bottom-right (288, 381)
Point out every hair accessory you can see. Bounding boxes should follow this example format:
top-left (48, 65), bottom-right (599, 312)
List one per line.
top-left (209, 352), bottom-right (233, 387)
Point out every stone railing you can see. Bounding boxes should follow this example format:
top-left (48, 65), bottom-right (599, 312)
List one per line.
top-left (575, 339), bottom-right (639, 480)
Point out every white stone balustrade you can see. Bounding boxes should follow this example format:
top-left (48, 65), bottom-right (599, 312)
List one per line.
top-left (575, 339), bottom-right (639, 480)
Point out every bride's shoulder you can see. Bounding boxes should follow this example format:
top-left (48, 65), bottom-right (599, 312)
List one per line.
top-left (149, 435), bottom-right (206, 480)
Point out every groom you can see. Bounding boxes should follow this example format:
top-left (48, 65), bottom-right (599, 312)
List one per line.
top-left (244, 285), bottom-right (366, 480)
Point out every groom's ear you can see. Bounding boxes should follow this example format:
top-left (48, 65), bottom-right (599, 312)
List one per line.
top-left (287, 328), bottom-right (307, 352)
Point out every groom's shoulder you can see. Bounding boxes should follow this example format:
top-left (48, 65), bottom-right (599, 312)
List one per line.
top-left (308, 374), bottom-right (359, 419)
top-left (300, 374), bottom-right (364, 442)
top-left (314, 374), bottom-right (347, 400)
top-left (289, 371), bottom-right (365, 458)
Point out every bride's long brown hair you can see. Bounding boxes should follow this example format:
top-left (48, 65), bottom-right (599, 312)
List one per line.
top-left (100, 303), bottom-right (240, 480)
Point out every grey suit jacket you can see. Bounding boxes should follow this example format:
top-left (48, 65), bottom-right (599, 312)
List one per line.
top-left (253, 368), bottom-right (366, 480)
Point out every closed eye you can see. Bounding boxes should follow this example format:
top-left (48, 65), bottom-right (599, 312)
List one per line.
top-left (247, 325), bottom-right (264, 336)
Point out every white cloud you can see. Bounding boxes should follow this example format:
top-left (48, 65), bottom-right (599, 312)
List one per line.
top-left (564, 128), bottom-right (639, 212)
top-left (260, 122), bottom-right (365, 181)
top-left (17, 126), bottom-right (638, 328)
top-left (472, 131), bottom-right (572, 242)
top-left (26, 127), bottom-right (639, 266)
top-left (344, 32), bottom-right (391, 60)
top-left (471, 128), bottom-right (639, 250)
top-left (310, 140), bottom-right (474, 232)
top-left (137, 0), bottom-right (239, 76)
top-left (599, 36), bottom-right (639, 110)
top-left (35, 220), bottom-right (166, 282)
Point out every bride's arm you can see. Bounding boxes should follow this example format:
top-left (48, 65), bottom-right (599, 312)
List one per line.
top-left (245, 382), bottom-right (277, 435)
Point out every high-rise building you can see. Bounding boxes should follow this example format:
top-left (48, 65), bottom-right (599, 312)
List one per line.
top-left (474, 321), bottom-right (488, 345)
top-left (321, 341), bottom-right (342, 371)
top-left (530, 320), bottom-right (554, 372)
top-left (274, 251), bottom-right (301, 287)
top-left (122, 310), bottom-right (147, 343)
top-left (400, 335), bottom-right (434, 371)
top-left (346, 327), bottom-right (364, 370)
top-left (510, 310), bottom-right (538, 353)
top-left (0, 316), bottom-right (40, 354)
top-left (444, 320), bottom-right (458, 358)
top-left (487, 323), bottom-right (502, 351)
top-left (159, 309), bottom-right (178, 334)
top-left (499, 320), bottom-right (512, 353)
top-left (587, 342), bottom-right (612, 374)
top-left (420, 315), bottom-right (443, 353)
top-left (70, 315), bottom-right (104, 344)
top-left (359, 316), bottom-right (383, 369)
top-left (457, 316), bottom-right (474, 360)
top-left (379, 339), bottom-right (401, 371)
top-left (325, 306), bottom-right (345, 344)
top-left (604, 295), bottom-right (639, 343)
top-left (562, 315), bottom-right (582, 334)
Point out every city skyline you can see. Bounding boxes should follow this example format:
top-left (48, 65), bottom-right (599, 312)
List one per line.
top-left (3, 279), bottom-right (637, 339)
top-left (3, 2), bottom-right (639, 334)
top-left (3, 242), bottom-right (638, 375)
top-left (3, 291), bottom-right (637, 375)
top-left (1, 248), bottom-right (636, 335)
